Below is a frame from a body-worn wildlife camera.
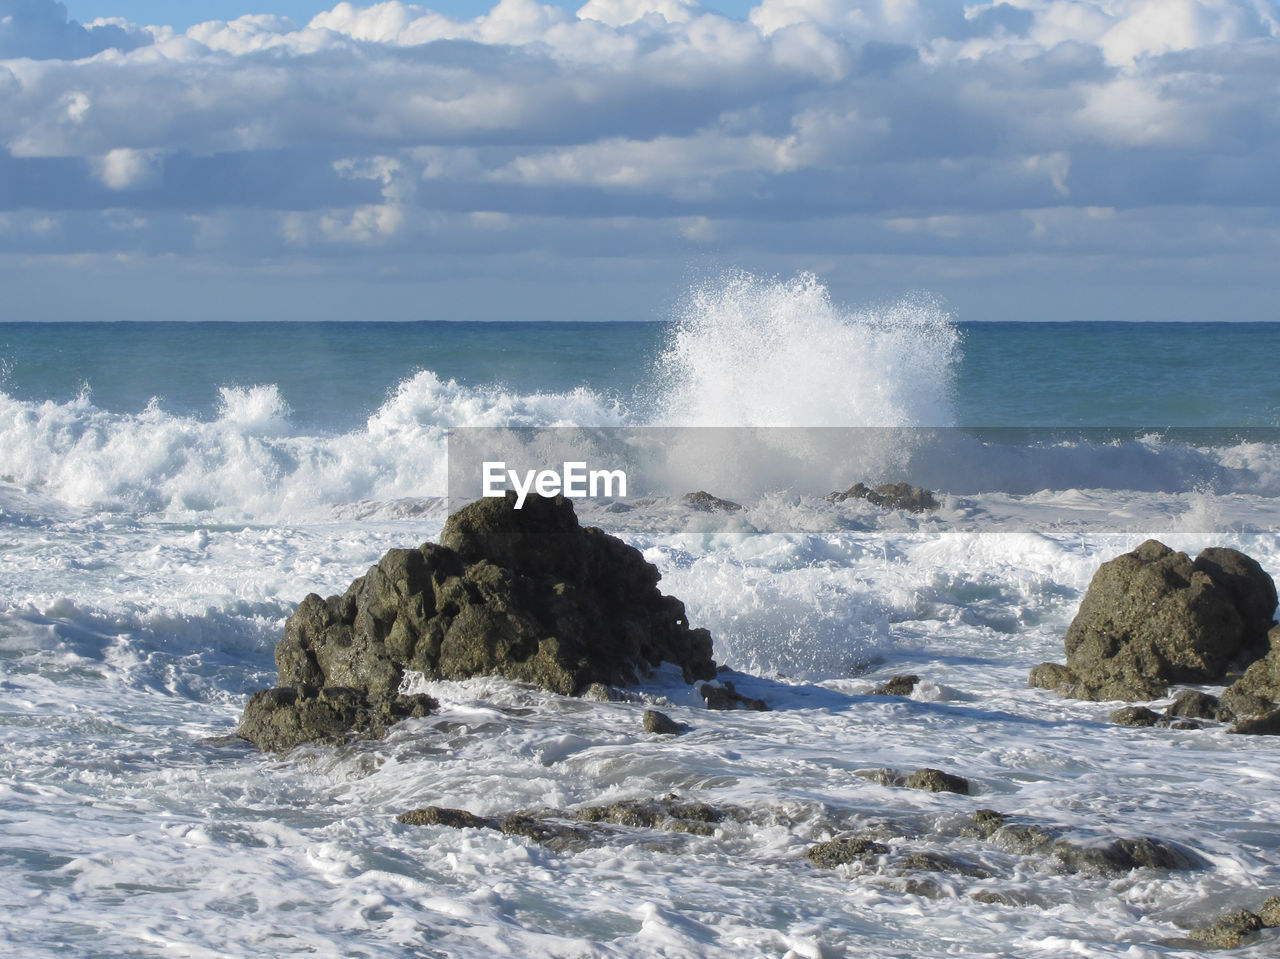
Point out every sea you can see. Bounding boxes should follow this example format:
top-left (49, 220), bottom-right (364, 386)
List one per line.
top-left (1, 271), bottom-right (1278, 958)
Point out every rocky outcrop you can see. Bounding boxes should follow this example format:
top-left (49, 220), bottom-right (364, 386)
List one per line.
top-left (1029, 540), bottom-right (1278, 702)
top-left (682, 491), bottom-right (742, 512)
top-left (238, 493), bottom-right (717, 750)
top-left (827, 482), bottom-right (939, 513)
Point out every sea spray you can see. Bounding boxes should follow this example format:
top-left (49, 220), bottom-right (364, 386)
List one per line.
top-left (648, 271), bottom-right (960, 428)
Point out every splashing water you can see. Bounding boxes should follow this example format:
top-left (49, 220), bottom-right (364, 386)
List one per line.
top-left (648, 271), bottom-right (960, 428)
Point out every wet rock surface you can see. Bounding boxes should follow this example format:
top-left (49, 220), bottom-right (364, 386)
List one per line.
top-left (1030, 540), bottom-right (1278, 702)
top-left (826, 482), bottom-right (940, 513)
top-left (641, 708), bottom-right (684, 734)
top-left (870, 674), bottom-right (920, 696)
top-left (681, 491), bottom-right (742, 512)
top-left (238, 494), bottom-right (717, 750)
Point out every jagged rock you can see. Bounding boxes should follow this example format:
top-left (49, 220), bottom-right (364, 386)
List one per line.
top-left (827, 482), bottom-right (939, 513)
top-left (240, 494), bottom-right (717, 749)
top-left (1188, 910), bottom-right (1264, 949)
top-left (905, 768), bottom-right (971, 795)
top-left (236, 685), bottom-right (436, 752)
top-left (1166, 689), bottom-right (1233, 722)
top-left (1230, 708), bottom-right (1280, 736)
top-left (699, 680), bottom-right (768, 711)
top-left (397, 806), bottom-right (494, 829)
top-left (1032, 540), bottom-right (1278, 702)
top-left (1110, 705), bottom-right (1163, 727)
top-left (871, 674), bottom-right (919, 696)
top-left (642, 709), bottom-right (684, 735)
top-left (682, 491), bottom-right (742, 512)
top-left (1258, 897), bottom-right (1280, 927)
top-left (805, 837), bottom-right (890, 868)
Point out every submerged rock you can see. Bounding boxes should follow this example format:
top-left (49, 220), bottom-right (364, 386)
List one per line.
top-left (1188, 910), bottom-right (1264, 950)
top-left (905, 768), bottom-right (971, 795)
top-left (826, 482), bottom-right (939, 513)
top-left (1030, 540), bottom-right (1278, 702)
top-left (642, 709), bottom-right (684, 735)
top-left (699, 680), bottom-right (769, 711)
top-left (1109, 705), bottom-right (1162, 727)
top-left (805, 837), bottom-right (889, 868)
top-left (397, 805), bottom-right (494, 829)
top-left (870, 674), bottom-right (920, 696)
top-left (238, 493), bottom-right (717, 750)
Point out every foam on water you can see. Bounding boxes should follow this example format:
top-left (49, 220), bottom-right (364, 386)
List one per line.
top-left (2, 276), bottom-right (1280, 957)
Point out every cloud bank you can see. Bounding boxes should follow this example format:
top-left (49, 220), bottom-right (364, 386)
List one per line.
top-left (1, 0), bottom-right (1278, 319)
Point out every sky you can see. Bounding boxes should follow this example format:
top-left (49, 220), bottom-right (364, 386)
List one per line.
top-left (1, 0), bottom-right (1279, 322)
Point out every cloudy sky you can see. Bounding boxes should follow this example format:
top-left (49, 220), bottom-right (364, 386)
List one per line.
top-left (1, 0), bottom-right (1278, 322)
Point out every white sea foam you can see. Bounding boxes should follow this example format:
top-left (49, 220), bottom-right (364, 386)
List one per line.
top-left (2, 278), bottom-right (1280, 957)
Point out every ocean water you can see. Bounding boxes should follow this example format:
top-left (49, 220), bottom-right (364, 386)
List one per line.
top-left (1, 272), bottom-right (1279, 958)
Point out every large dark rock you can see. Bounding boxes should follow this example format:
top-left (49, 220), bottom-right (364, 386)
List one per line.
top-left (1030, 540), bottom-right (1278, 702)
top-left (238, 493), bottom-right (717, 750)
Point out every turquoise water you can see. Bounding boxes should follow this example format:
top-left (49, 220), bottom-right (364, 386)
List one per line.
top-left (3, 320), bottom-right (1278, 429)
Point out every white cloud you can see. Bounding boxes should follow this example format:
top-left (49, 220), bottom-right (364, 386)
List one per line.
top-left (94, 146), bottom-right (160, 189)
top-left (0, 0), bottom-right (1275, 295)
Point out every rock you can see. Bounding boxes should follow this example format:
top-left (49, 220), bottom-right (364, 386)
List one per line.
top-left (871, 674), bottom-right (919, 696)
top-left (1035, 540), bottom-right (1278, 702)
top-left (497, 814), bottom-right (596, 851)
top-left (1258, 897), bottom-right (1280, 927)
top-left (1227, 625), bottom-right (1280, 704)
top-left (574, 796), bottom-right (730, 835)
top-left (1221, 687), bottom-right (1275, 720)
top-left (893, 851), bottom-right (990, 878)
top-left (905, 768), bottom-right (971, 795)
top-left (805, 837), bottom-right (890, 868)
top-left (1230, 707), bottom-right (1280, 736)
top-left (1110, 705), bottom-right (1163, 727)
top-left (827, 482), bottom-right (939, 513)
top-left (964, 809), bottom-right (1009, 840)
top-left (239, 493), bottom-right (717, 749)
top-left (991, 823), bottom-right (1058, 855)
top-left (642, 709), bottom-right (684, 735)
top-left (582, 683), bottom-right (617, 702)
top-left (1051, 836), bottom-right (1202, 875)
top-left (699, 680), bottom-right (769, 711)
top-left (236, 685), bottom-right (437, 753)
top-left (682, 491), bottom-right (742, 512)
top-left (1027, 662), bottom-right (1078, 695)
top-left (397, 806), bottom-right (494, 829)
top-left (1166, 689), bottom-right (1233, 722)
top-left (1169, 719), bottom-right (1201, 730)
top-left (1188, 910), bottom-right (1264, 949)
